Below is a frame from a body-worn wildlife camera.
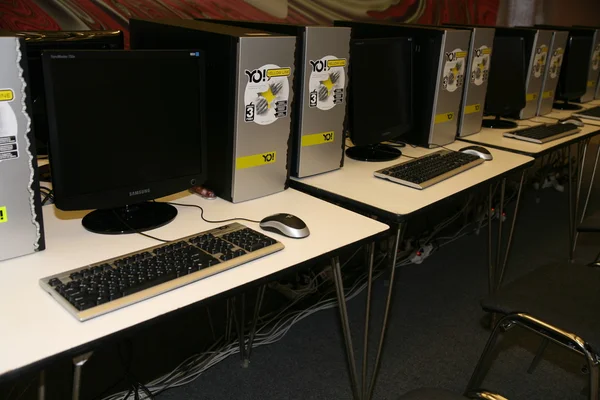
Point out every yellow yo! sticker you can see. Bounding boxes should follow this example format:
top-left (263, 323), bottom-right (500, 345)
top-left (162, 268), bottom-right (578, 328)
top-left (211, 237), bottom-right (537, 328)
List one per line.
top-left (464, 104), bottom-right (481, 115)
top-left (526, 92), bottom-right (538, 102)
top-left (236, 151), bottom-right (276, 169)
top-left (0, 89), bottom-right (14, 102)
top-left (327, 59), bottom-right (347, 68)
top-left (0, 206), bottom-right (7, 223)
top-left (587, 80), bottom-right (597, 88)
top-left (542, 90), bottom-right (553, 99)
top-left (434, 112), bottom-right (454, 124)
top-left (266, 68), bottom-right (291, 78)
top-left (302, 131), bottom-right (334, 147)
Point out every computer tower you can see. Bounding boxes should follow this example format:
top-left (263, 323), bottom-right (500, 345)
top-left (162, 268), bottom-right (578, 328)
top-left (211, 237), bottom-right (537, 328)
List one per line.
top-left (538, 25), bottom-right (600, 103)
top-left (0, 36), bottom-right (45, 262)
top-left (336, 21), bottom-right (470, 147)
top-left (578, 28), bottom-right (600, 102)
top-left (449, 26), bottom-right (495, 137)
top-left (195, 20), bottom-right (350, 178)
top-left (130, 19), bottom-right (296, 203)
top-left (502, 28), bottom-right (553, 119)
top-left (537, 31), bottom-right (569, 116)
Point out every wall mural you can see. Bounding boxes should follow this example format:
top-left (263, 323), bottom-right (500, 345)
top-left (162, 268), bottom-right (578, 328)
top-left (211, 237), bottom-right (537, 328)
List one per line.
top-left (1, 0), bottom-right (499, 44)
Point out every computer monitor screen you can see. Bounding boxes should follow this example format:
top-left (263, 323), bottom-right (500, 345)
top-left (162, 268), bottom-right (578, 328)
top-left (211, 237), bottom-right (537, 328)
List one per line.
top-left (11, 31), bottom-right (124, 156)
top-left (347, 37), bottom-right (413, 161)
top-left (43, 50), bottom-right (206, 234)
top-left (556, 35), bottom-right (593, 101)
top-left (484, 35), bottom-right (526, 124)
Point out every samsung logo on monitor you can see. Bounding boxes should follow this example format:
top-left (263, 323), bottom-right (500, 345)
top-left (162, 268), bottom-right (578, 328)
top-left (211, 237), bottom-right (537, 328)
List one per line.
top-left (129, 189), bottom-right (151, 197)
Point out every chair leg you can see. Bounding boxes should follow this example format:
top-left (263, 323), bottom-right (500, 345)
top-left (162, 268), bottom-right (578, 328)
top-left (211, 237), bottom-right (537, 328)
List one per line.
top-left (527, 337), bottom-right (549, 374)
top-left (466, 316), bottom-right (510, 393)
top-left (586, 356), bottom-right (599, 400)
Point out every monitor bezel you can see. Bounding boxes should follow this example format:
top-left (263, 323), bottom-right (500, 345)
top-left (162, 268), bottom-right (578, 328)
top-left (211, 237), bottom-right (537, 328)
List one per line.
top-left (43, 49), bottom-right (208, 211)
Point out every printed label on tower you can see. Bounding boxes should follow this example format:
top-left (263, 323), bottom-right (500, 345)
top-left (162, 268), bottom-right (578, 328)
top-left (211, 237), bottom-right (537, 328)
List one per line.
top-left (301, 131), bottom-right (335, 147)
top-left (0, 89), bottom-right (14, 102)
top-left (236, 151), bottom-right (277, 169)
top-left (244, 64), bottom-right (290, 125)
top-left (0, 206), bottom-right (7, 224)
top-left (308, 56), bottom-right (346, 110)
top-left (549, 47), bottom-right (564, 79)
top-left (442, 49), bottom-right (466, 92)
top-left (592, 44), bottom-right (600, 71)
top-left (533, 45), bottom-right (548, 78)
top-left (0, 102), bottom-right (18, 162)
top-left (471, 46), bottom-right (491, 86)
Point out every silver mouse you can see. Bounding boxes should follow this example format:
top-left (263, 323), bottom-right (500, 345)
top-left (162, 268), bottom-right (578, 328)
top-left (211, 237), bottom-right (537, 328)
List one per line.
top-left (259, 213), bottom-right (310, 239)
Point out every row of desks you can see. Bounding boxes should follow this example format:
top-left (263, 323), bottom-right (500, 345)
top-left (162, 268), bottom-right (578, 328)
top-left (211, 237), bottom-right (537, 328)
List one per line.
top-left (1, 101), bottom-right (599, 400)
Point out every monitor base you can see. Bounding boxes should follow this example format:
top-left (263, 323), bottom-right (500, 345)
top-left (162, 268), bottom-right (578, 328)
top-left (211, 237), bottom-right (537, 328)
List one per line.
top-left (82, 202), bottom-right (178, 235)
top-left (553, 101), bottom-right (583, 111)
top-left (346, 144), bottom-right (402, 162)
top-left (481, 117), bottom-right (518, 129)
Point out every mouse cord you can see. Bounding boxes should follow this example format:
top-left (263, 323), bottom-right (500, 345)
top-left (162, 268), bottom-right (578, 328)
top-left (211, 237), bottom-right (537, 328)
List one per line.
top-left (164, 202), bottom-right (261, 224)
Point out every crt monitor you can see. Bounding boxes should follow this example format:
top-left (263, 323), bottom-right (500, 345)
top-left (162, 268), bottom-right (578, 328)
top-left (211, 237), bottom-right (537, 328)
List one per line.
top-left (346, 37), bottom-right (413, 162)
top-left (43, 50), bottom-right (207, 235)
top-left (554, 35), bottom-right (593, 110)
top-left (8, 31), bottom-right (124, 156)
top-left (483, 36), bottom-right (526, 129)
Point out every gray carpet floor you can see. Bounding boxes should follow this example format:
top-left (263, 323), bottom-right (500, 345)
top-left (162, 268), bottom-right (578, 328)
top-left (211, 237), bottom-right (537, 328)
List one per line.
top-left (155, 143), bottom-right (600, 400)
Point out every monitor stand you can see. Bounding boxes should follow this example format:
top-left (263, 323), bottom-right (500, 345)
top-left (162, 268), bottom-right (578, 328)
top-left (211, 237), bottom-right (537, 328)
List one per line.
top-left (553, 100), bottom-right (583, 111)
top-left (82, 202), bottom-right (178, 235)
top-left (481, 116), bottom-right (518, 129)
top-left (345, 143), bottom-right (402, 162)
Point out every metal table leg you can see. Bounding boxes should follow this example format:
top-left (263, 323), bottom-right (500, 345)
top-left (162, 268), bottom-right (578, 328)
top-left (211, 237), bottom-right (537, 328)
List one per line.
top-left (331, 254), bottom-right (361, 400)
top-left (570, 140), bottom-right (589, 260)
top-left (38, 370), bottom-right (45, 400)
top-left (488, 184), bottom-right (494, 294)
top-left (572, 140), bottom-right (598, 256)
top-left (245, 284), bottom-right (266, 364)
top-left (568, 145), bottom-right (574, 258)
top-left (496, 170), bottom-right (527, 291)
top-left (362, 242), bottom-right (375, 399)
top-left (72, 351), bottom-right (93, 400)
top-left (366, 225), bottom-right (404, 400)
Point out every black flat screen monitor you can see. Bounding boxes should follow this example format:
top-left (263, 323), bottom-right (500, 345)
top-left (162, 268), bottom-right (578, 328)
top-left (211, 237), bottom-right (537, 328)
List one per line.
top-left (483, 36), bottom-right (527, 129)
top-left (7, 31), bottom-right (124, 156)
top-left (346, 37), bottom-right (413, 161)
top-left (554, 35), bottom-right (593, 110)
top-left (43, 50), bottom-right (207, 234)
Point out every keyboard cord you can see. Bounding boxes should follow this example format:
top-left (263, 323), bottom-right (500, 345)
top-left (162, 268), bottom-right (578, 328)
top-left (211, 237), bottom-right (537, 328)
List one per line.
top-left (164, 202), bottom-right (261, 224)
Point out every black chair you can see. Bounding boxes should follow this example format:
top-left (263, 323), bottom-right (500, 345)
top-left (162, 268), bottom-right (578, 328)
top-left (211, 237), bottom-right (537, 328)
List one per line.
top-left (466, 262), bottom-right (600, 399)
top-left (398, 388), bottom-right (506, 399)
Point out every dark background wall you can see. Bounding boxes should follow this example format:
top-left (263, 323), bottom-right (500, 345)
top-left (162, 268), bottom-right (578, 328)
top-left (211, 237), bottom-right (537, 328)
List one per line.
top-left (0, 0), bottom-right (500, 45)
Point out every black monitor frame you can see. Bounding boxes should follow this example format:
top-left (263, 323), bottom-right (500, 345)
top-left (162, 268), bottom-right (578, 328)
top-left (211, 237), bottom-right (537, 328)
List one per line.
top-left (43, 50), bottom-right (207, 234)
top-left (345, 36), bottom-right (413, 161)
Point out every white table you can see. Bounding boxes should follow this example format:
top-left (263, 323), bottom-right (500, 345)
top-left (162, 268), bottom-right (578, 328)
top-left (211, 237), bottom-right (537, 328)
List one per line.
top-left (290, 142), bottom-right (534, 400)
top-left (292, 142), bottom-right (534, 222)
top-left (0, 189), bottom-right (388, 399)
top-left (459, 109), bottom-right (600, 261)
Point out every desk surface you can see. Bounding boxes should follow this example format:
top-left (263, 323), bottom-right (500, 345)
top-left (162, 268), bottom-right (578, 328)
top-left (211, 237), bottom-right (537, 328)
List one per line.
top-left (460, 104), bottom-right (600, 156)
top-left (291, 142), bottom-right (534, 222)
top-left (0, 189), bottom-right (388, 379)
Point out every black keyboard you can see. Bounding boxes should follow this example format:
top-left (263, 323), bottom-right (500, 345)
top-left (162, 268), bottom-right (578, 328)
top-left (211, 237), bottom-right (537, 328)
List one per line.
top-left (573, 105), bottom-right (600, 120)
top-left (373, 150), bottom-right (484, 189)
top-left (503, 123), bottom-right (581, 143)
top-left (40, 223), bottom-right (284, 321)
